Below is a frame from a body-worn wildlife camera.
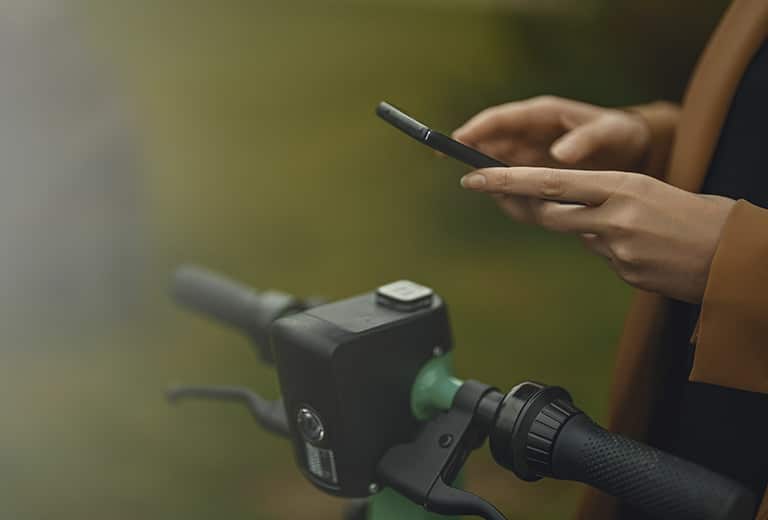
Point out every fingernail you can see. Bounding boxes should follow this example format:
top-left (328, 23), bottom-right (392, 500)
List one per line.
top-left (461, 173), bottom-right (486, 188)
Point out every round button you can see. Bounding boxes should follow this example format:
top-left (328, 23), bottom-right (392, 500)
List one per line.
top-left (297, 406), bottom-right (325, 444)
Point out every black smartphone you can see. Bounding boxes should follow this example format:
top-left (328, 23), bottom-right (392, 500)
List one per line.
top-left (376, 101), bottom-right (508, 169)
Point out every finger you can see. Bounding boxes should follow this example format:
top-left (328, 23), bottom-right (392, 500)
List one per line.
top-left (560, 112), bottom-right (582, 131)
top-left (460, 167), bottom-right (628, 206)
top-left (531, 201), bottom-right (604, 233)
top-left (494, 194), bottom-right (533, 221)
top-left (452, 101), bottom-right (537, 144)
top-left (550, 118), bottom-right (611, 164)
top-left (494, 194), bottom-right (554, 224)
top-left (493, 195), bottom-right (605, 234)
top-left (454, 97), bottom-right (601, 145)
top-left (472, 139), bottom-right (519, 162)
top-left (580, 233), bottom-right (612, 258)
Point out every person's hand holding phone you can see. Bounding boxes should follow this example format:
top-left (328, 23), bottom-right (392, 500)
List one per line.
top-left (452, 95), bottom-right (653, 172)
top-left (460, 165), bottom-right (735, 304)
top-left (451, 96), bottom-right (737, 304)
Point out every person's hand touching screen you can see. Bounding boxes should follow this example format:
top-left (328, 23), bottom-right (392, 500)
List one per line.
top-left (452, 96), bottom-right (652, 172)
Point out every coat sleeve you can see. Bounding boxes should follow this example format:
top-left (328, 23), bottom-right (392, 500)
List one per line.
top-left (690, 199), bottom-right (768, 394)
top-left (626, 101), bottom-right (680, 180)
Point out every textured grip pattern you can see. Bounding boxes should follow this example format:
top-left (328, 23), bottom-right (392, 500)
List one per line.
top-left (552, 414), bottom-right (755, 520)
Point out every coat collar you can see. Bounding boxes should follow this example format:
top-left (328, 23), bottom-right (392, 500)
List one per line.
top-left (666, 0), bottom-right (768, 193)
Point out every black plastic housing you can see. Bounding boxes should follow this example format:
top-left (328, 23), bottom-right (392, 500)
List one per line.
top-left (271, 289), bottom-right (452, 497)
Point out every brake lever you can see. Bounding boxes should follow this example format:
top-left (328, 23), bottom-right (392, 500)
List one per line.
top-left (376, 381), bottom-right (505, 520)
top-left (167, 385), bottom-right (290, 437)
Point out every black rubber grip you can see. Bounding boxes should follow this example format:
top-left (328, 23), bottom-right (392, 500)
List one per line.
top-left (171, 265), bottom-right (303, 362)
top-left (552, 414), bottom-right (756, 520)
top-left (172, 265), bottom-right (265, 333)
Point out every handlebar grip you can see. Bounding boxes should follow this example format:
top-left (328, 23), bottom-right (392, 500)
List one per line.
top-left (172, 265), bottom-right (303, 362)
top-left (173, 265), bottom-right (264, 333)
top-left (552, 414), bottom-right (756, 520)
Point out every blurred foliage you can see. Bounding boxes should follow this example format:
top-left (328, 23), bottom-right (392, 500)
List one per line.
top-left (2, 1), bottom-right (729, 519)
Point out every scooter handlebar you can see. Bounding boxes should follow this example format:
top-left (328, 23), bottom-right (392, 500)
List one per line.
top-left (487, 383), bottom-right (756, 520)
top-left (552, 413), bottom-right (756, 520)
top-left (171, 264), bottom-right (304, 362)
top-left (173, 265), bottom-right (266, 334)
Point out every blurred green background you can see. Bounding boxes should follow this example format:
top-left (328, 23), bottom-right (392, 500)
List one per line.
top-left (0, 1), bottom-right (730, 519)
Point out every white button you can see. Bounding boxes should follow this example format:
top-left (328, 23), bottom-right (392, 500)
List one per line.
top-left (376, 280), bottom-right (433, 311)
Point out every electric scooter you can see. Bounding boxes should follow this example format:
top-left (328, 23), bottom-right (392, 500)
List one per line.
top-left (167, 265), bottom-right (757, 520)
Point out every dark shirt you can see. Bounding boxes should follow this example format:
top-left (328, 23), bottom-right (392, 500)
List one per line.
top-left (619, 40), bottom-right (768, 519)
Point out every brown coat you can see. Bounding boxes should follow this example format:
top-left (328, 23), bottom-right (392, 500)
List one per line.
top-left (576, 1), bottom-right (768, 518)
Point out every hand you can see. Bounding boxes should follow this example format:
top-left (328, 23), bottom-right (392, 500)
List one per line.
top-left (453, 96), bottom-right (651, 172)
top-left (460, 167), bottom-right (736, 303)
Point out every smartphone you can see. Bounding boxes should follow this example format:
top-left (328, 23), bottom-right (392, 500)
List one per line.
top-left (376, 101), bottom-right (507, 169)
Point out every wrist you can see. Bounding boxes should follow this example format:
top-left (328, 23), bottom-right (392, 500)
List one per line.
top-left (687, 195), bottom-right (737, 303)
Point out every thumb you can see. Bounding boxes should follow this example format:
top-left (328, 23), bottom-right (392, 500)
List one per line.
top-left (550, 118), bottom-right (608, 164)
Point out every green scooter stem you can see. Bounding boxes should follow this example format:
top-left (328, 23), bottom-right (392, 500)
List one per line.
top-left (411, 353), bottom-right (464, 421)
top-left (367, 353), bottom-right (464, 520)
